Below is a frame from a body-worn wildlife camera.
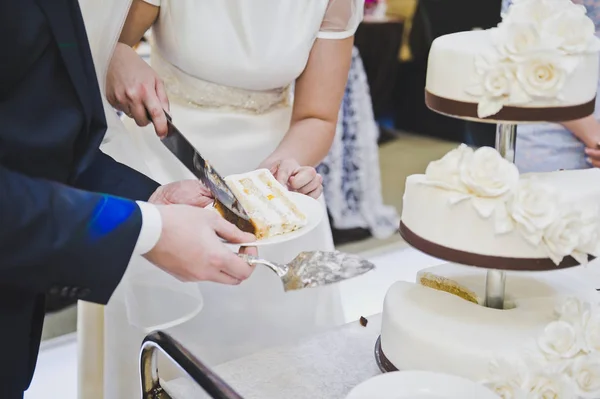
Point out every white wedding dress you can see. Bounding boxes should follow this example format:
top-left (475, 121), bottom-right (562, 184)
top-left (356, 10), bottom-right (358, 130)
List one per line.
top-left (77, 1), bottom-right (363, 398)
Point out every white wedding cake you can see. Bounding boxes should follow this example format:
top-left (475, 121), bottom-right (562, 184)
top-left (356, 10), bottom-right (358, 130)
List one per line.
top-left (378, 2), bottom-right (600, 397)
top-left (380, 145), bottom-right (600, 398)
top-left (425, 0), bottom-right (600, 122)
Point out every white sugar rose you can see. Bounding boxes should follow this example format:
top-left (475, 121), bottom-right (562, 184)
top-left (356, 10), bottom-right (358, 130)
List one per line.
top-left (538, 320), bottom-right (582, 359)
top-left (483, 358), bottom-right (528, 399)
top-left (482, 65), bottom-right (513, 98)
top-left (509, 179), bottom-right (558, 246)
top-left (492, 22), bottom-right (543, 61)
top-left (466, 56), bottom-right (530, 118)
top-left (543, 207), bottom-right (584, 265)
top-left (507, 0), bottom-right (572, 28)
top-left (527, 373), bottom-right (575, 399)
top-left (516, 57), bottom-right (567, 99)
top-left (541, 4), bottom-right (597, 54)
top-left (424, 144), bottom-right (473, 193)
top-left (570, 354), bottom-right (600, 398)
top-left (459, 146), bottom-right (519, 197)
top-left (485, 380), bottom-right (527, 399)
top-left (557, 297), bottom-right (590, 326)
top-left (576, 210), bottom-right (600, 257)
top-left (584, 311), bottom-right (600, 353)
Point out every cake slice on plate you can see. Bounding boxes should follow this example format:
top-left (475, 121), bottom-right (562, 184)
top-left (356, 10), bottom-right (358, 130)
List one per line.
top-left (214, 169), bottom-right (307, 239)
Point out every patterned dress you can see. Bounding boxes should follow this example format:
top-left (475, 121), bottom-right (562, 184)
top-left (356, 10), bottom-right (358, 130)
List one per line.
top-left (317, 48), bottom-right (400, 239)
top-left (501, 0), bottom-right (600, 172)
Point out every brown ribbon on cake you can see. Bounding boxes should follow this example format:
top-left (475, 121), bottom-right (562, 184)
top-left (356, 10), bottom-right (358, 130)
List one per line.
top-left (399, 222), bottom-right (591, 271)
top-left (425, 90), bottom-right (596, 122)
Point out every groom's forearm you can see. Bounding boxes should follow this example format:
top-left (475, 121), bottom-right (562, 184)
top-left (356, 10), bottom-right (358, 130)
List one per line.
top-left (0, 164), bottom-right (141, 304)
top-left (118, 0), bottom-right (159, 47)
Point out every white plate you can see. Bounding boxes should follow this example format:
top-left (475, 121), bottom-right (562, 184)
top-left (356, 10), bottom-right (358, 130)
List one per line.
top-left (346, 371), bottom-right (501, 399)
top-left (211, 192), bottom-right (324, 247)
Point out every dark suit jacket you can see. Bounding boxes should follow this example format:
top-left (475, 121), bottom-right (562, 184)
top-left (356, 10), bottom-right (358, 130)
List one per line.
top-left (0, 0), bottom-right (160, 396)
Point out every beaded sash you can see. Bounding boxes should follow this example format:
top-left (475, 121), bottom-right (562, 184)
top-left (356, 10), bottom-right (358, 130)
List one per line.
top-left (151, 49), bottom-right (291, 114)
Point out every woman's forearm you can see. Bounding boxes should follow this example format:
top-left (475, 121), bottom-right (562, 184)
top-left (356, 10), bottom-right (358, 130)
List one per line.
top-left (266, 118), bottom-right (336, 167)
top-left (119, 0), bottom-right (159, 47)
top-left (263, 37), bottom-right (353, 167)
top-left (561, 115), bottom-right (600, 147)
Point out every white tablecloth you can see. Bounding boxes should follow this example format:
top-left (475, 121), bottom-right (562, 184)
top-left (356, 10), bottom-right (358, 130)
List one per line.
top-left (163, 314), bottom-right (383, 399)
top-left (160, 247), bottom-right (450, 398)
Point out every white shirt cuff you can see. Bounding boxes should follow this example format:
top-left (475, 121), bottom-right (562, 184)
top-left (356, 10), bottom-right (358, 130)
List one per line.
top-left (133, 201), bottom-right (163, 255)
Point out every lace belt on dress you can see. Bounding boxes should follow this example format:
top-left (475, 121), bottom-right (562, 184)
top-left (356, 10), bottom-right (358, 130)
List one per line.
top-left (151, 49), bottom-right (291, 114)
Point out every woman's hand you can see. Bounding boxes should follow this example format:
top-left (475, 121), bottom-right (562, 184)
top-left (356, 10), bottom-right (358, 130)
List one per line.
top-left (149, 180), bottom-right (214, 207)
top-left (106, 43), bottom-right (170, 137)
top-left (564, 116), bottom-right (600, 168)
top-left (585, 142), bottom-right (600, 168)
top-left (260, 159), bottom-right (324, 199)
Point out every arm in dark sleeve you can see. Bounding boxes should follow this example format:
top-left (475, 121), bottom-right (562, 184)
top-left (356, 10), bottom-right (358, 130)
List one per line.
top-left (0, 164), bottom-right (143, 304)
top-left (74, 150), bottom-right (160, 201)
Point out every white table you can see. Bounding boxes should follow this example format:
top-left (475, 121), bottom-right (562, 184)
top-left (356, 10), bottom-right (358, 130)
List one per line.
top-left (159, 250), bottom-right (600, 398)
top-left (163, 314), bottom-right (383, 399)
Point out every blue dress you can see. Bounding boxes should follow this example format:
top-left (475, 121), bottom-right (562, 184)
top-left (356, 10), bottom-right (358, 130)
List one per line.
top-left (501, 0), bottom-right (600, 172)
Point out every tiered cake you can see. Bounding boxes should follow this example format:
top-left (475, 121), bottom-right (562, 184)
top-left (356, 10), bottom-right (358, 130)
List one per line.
top-left (379, 0), bottom-right (600, 397)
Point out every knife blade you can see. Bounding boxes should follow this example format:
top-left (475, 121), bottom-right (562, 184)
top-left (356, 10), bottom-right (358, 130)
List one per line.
top-left (160, 113), bottom-right (251, 222)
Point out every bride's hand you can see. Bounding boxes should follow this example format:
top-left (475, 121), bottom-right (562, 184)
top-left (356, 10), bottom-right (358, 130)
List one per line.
top-left (106, 43), bottom-right (170, 137)
top-left (261, 159), bottom-right (323, 199)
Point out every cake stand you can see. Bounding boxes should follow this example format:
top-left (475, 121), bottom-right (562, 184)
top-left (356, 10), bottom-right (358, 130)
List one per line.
top-left (399, 114), bottom-right (515, 309)
top-left (402, 92), bottom-right (595, 310)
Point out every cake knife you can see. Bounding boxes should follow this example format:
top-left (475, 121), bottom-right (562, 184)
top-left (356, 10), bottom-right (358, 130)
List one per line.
top-left (160, 112), bottom-right (251, 222)
top-left (239, 251), bottom-right (376, 292)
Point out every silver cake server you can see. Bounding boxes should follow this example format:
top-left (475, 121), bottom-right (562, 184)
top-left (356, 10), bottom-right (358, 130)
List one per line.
top-left (160, 112), bottom-right (251, 222)
top-left (238, 251), bottom-right (375, 292)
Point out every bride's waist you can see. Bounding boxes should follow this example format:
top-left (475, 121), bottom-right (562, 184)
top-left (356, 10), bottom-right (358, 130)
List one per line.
top-left (151, 51), bottom-right (291, 114)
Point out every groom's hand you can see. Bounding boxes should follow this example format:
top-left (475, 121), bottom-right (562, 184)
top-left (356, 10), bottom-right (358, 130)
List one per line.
top-left (145, 205), bottom-right (258, 285)
top-left (149, 180), bottom-right (214, 207)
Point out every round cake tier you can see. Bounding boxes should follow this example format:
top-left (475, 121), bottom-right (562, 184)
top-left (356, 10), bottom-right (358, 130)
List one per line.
top-left (400, 222), bottom-right (585, 271)
top-left (401, 170), bottom-right (599, 272)
top-left (379, 265), bottom-right (599, 382)
top-left (425, 31), bottom-right (598, 123)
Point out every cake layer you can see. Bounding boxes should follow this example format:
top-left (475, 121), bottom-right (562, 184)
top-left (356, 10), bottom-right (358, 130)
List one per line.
top-left (401, 145), bottom-right (600, 269)
top-left (426, 31), bottom-right (599, 122)
top-left (425, 0), bottom-right (600, 122)
top-left (380, 264), bottom-right (599, 384)
top-left (223, 169), bottom-right (307, 239)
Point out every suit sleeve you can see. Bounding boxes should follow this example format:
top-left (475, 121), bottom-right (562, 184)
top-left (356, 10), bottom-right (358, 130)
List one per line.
top-left (0, 164), bottom-right (143, 304)
top-left (73, 151), bottom-right (160, 201)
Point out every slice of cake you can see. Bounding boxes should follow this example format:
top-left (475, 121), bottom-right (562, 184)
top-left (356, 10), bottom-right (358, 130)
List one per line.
top-left (214, 169), bottom-right (307, 239)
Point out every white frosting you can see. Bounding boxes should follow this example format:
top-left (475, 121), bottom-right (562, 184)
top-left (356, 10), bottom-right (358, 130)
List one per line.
top-left (380, 264), bottom-right (600, 397)
top-left (426, 0), bottom-right (600, 120)
top-left (402, 145), bottom-right (600, 263)
top-left (225, 169), bottom-right (307, 237)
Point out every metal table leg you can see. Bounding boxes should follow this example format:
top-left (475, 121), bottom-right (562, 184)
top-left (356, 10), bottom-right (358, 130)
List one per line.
top-left (140, 331), bottom-right (243, 399)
